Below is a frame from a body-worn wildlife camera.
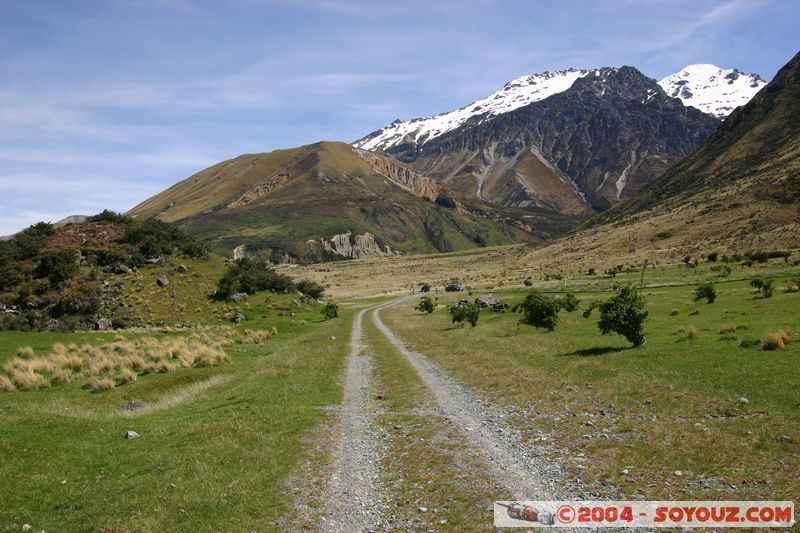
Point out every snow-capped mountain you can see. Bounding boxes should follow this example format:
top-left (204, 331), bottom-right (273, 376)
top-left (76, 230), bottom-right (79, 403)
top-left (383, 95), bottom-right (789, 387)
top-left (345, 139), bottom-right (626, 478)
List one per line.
top-left (658, 64), bottom-right (766, 118)
top-left (354, 64), bottom-right (766, 153)
top-left (354, 68), bottom-right (598, 152)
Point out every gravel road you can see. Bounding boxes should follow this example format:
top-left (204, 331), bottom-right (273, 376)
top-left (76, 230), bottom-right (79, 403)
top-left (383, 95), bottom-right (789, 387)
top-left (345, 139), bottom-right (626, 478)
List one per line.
top-left (371, 297), bottom-right (567, 501)
top-left (318, 306), bottom-right (388, 532)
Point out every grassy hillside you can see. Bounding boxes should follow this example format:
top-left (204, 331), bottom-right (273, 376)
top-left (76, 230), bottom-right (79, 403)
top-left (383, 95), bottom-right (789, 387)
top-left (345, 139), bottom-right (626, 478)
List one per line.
top-left (129, 141), bottom-right (576, 262)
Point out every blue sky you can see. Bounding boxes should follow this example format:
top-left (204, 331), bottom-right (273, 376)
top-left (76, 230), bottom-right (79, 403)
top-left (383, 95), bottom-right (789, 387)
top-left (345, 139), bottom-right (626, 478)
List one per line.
top-left (0, 0), bottom-right (797, 235)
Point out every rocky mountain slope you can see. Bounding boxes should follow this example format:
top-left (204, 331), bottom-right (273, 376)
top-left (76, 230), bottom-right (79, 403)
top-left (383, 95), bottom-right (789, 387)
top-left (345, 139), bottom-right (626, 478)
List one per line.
top-left (658, 64), bottom-right (767, 118)
top-left (364, 67), bottom-right (720, 212)
top-left (129, 142), bottom-right (576, 262)
top-left (579, 50), bottom-right (800, 258)
top-left (355, 63), bottom-right (768, 214)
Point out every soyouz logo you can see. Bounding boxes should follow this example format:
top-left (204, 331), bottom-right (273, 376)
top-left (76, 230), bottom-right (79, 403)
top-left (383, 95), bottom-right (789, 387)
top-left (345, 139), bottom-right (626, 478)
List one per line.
top-left (494, 501), bottom-right (795, 528)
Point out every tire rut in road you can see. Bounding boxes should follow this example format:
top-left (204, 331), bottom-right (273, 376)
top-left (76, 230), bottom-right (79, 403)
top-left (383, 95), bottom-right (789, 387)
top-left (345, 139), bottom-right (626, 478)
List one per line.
top-left (371, 298), bottom-right (568, 502)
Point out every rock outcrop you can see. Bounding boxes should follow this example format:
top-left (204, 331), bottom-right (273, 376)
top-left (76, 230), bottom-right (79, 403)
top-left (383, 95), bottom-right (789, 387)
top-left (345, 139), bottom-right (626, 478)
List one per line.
top-left (319, 231), bottom-right (400, 259)
top-left (355, 149), bottom-right (439, 201)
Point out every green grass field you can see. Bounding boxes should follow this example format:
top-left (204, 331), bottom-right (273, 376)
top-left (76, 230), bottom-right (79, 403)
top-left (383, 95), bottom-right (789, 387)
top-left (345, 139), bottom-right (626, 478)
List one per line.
top-left (0, 295), bottom-right (351, 531)
top-left (379, 267), bottom-right (800, 502)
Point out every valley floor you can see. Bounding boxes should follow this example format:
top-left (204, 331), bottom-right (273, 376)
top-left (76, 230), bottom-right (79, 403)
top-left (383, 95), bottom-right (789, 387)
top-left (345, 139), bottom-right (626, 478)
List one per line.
top-left (1, 262), bottom-right (798, 531)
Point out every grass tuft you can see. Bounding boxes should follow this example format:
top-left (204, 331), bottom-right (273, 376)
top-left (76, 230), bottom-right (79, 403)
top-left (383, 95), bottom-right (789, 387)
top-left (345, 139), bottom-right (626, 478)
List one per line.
top-left (687, 325), bottom-right (698, 339)
top-left (0, 375), bottom-right (14, 392)
top-left (86, 377), bottom-right (115, 393)
top-left (763, 331), bottom-right (790, 351)
top-left (15, 346), bottom-right (34, 359)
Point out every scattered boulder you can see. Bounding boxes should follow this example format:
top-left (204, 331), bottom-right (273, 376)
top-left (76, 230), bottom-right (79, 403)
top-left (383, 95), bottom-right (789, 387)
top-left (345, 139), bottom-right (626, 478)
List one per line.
top-left (291, 299), bottom-right (302, 307)
top-left (145, 256), bottom-right (164, 265)
top-left (491, 303), bottom-right (507, 313)
top-left (232, 312), bottom-right (246, 323)
top-left (738, 397), bottom-right (750, 405)
top-left (121, 399), bottom-right (145, 411)
top-left (175, 264), bottom-right (189, 273)
top-left (230, 293), bottom-right (248, 303)
top-left (456, 299), bottom-right (469, 307)
top-left (445, 283), bottom-right (464, 292)
top-left (156, 276), bottom-right (169, 288)
top-left (475, 294), bottom-right (499, 308)
top-left (125, 430), bottom-right (141, 440)
top-left (94, 318), bottom-right (112, 331)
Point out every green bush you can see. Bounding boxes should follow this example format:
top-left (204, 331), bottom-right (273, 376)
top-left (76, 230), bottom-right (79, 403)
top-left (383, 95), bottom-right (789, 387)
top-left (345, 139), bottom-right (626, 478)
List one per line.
top-left (87, 210), bottom-right (133, 225)
top-left (123, 218), bottom-right (207, 258)
top-left (415, 296), bottom-right (435, 314)
top-left (216, 258), bottom-right (295, 298)
top-left (693, 282), bottom-right (716, 304)
top-left (598, 285), bottom-right (648, 347)
top-left (296, 279), bottom-right (325, 299)
top-left (53, 281), bottom-right (102, 316)
top-left (449, 303), bottom-right (480, 327)
top-left (321, 302), bottom-right (339, 320)
top-left (516, 290), bottom-right (560, 331)
top-left (559, 292), bottom-right (580, 312)
top-left (35, 249), bottom-right (80, 286)
top-left (750, 276), bottom-right (774, 298)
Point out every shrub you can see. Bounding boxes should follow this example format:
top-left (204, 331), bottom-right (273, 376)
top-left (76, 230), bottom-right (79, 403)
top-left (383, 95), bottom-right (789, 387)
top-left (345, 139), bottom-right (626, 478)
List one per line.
top-left (558, 292), bottom-right (580, 312)
top-left (516, 291), bottom-right (560, 331)
top-left (669, 309), bottom-right (679, 316)
top-left (598, 285), bottom-right (648, 347)
top-left (707, 252), bottom-right (719, 262)
top-left (523, 278), bottom-right (533, 286)
top-left (88, 209), bottom-right (133, 224)
top-left (587, 268), bottom-right (596, 276)
top-left (216, 258), bottom-right (295, 298)
top-left (321, 302), bottom-right (339, 320)
top-left (35, 249), bottom-right (80, 285)
top-left (750, 276), bottom-right (774, 297)
top-left (419, 282), bottom-right (431, 293)
top-left (53, 280), bottom-right (102, 316)
top-left (449, 303), bottom-right (480, 327)
top-left (693, 282), bottom-right (716, 303)
top-left (763, 331), bottom-right (790, 350)
top-left (296, 279), bottom-right (325, 299)
top-left (415, 296), bottom-right (435, 314)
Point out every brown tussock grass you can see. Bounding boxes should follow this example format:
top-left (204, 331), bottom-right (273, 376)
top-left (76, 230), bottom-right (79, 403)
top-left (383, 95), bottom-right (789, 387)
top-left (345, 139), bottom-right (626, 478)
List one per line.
top-left (51, 368), bottom-right (72, 385)
top-left (117, 368), bottom-right (137, 385)
top-left (0, 375), bottom-right (15, 392)
top-left (719, 325), bottom-right (737, 334)
top-left (50, 352), bottom-right (83, 371)
top-left (15, 346), bottom-right (34, 359)
top-left (763, 331), bottom-right (791, 350)
top-left (86, 377), bottom-right (115, 393)
top-left (687, 325), bottom-right (698, 339)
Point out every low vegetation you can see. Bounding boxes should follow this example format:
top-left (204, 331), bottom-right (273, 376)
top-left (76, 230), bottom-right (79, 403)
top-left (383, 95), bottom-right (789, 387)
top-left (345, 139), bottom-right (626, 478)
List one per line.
top-left (0, 330), bottom-right (258, 393)
top-left (415, 296), bottom-right (435, 314)
top-left (449, 302), bottom-right (480, 327)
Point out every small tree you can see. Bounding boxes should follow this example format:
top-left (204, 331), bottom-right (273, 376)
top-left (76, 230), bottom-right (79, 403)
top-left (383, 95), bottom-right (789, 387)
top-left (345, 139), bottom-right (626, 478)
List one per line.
top-left (516, 290), bottom-right (560, 331)
top-left (415, 296), bottom-right (435, 314)
top-left (559, 292), bottom-right (580, 312)
top-left (321, 302), bottom-right (339, 320)
top-left (693, 282), bottom-right (716, 304)
top-left (598, 285), bottom-right (648, 347)
top-left (751, 276), bottom-right (773, 298)
top-left (419, 282), bottom-right (431, 293)
top-left (449, 303), bottom-right (480, 327)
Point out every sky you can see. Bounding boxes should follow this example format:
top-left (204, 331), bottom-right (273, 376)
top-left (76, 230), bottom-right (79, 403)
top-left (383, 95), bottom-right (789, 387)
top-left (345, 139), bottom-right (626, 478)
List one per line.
top-left (0, 0), bottom-right (798, 235)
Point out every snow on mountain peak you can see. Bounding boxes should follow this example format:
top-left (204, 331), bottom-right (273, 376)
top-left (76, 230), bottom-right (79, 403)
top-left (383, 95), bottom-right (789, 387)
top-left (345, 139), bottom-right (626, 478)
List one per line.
top-left (658, 64), bottom-right (766, 118)
top-left (354, 68), bottom-right (598, 151)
